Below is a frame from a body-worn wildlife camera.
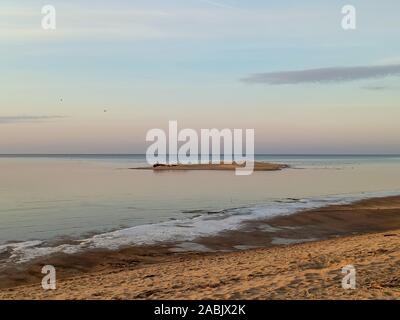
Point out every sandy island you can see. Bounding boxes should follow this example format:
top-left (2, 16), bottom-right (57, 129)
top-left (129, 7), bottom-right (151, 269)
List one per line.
top-left (1, 196), bottom-right (400, 300)
top-left (132, 161), bottom-right (288, 171)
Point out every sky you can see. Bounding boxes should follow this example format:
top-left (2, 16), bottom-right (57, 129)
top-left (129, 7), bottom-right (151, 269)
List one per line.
top-left (1, 0), bottom-right (400, 154)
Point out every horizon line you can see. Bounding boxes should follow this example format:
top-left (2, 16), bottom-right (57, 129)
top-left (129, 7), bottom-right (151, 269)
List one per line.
top-left (1, 153), bottom-right (400, 157)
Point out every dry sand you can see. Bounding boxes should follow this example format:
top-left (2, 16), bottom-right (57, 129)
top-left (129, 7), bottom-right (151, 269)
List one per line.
top-left (1, 230), bottom-right (399, 300)
top-left (1, 196), bottom-right (400, 300)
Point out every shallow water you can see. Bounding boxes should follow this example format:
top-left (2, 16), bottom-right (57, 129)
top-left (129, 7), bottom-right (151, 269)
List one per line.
top-left (0, 155), bottom-right (400, 262)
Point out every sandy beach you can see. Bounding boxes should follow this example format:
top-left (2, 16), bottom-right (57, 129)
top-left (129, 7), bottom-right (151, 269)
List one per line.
top-left (1, 195), bottom-right (400, 300)
top-left (2, 0), bottom-right (400, 307)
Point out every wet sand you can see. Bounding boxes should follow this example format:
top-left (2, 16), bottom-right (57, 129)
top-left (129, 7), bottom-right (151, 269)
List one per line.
top-left (1, 196), bottom-right (400, 299)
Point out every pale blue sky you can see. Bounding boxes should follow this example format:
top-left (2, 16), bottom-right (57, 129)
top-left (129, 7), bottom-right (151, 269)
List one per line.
top-left (1, 0), bottom-right (400, 153)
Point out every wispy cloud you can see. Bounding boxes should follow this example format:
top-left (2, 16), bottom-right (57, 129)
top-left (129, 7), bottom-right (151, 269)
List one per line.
top-left (196, 0), bottom-right (235, 9)
top-left (242, 64), bottom-right (400, 85)
top-left (0, 115), bottom-right (67, 124)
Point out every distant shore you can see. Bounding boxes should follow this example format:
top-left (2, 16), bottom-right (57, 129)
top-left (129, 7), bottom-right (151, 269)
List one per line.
top-left (132, 161), bottom-right (288, 171)
top-left (1, 195), bottom-right (400, 299)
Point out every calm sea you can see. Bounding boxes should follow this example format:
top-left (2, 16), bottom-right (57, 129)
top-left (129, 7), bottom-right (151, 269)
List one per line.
top-left (1, 154), bottom-right (400, 263)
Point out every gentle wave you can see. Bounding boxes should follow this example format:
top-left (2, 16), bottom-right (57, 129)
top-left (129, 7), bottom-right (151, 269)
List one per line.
top-left (1, 190), bottom-right (399, 265)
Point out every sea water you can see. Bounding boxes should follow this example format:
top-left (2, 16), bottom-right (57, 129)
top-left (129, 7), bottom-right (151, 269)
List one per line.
top-left (1, 154), bottom-right (400, 263)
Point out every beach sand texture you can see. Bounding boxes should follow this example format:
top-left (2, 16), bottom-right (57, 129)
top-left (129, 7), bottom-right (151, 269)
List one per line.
top-left (0, 230), bottom-right (399, 300)
top-left (1, 196), bottom-right (400, 300)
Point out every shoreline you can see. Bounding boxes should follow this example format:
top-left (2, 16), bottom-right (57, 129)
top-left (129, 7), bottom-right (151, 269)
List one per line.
top-left (1, 229), bottom-right (399, 299)
top-left (1, 195), bottom-right (400, 299)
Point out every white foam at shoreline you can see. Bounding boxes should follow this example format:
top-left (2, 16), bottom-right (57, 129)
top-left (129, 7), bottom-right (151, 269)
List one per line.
top-left (1, 190), bottom-right (399, 264)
